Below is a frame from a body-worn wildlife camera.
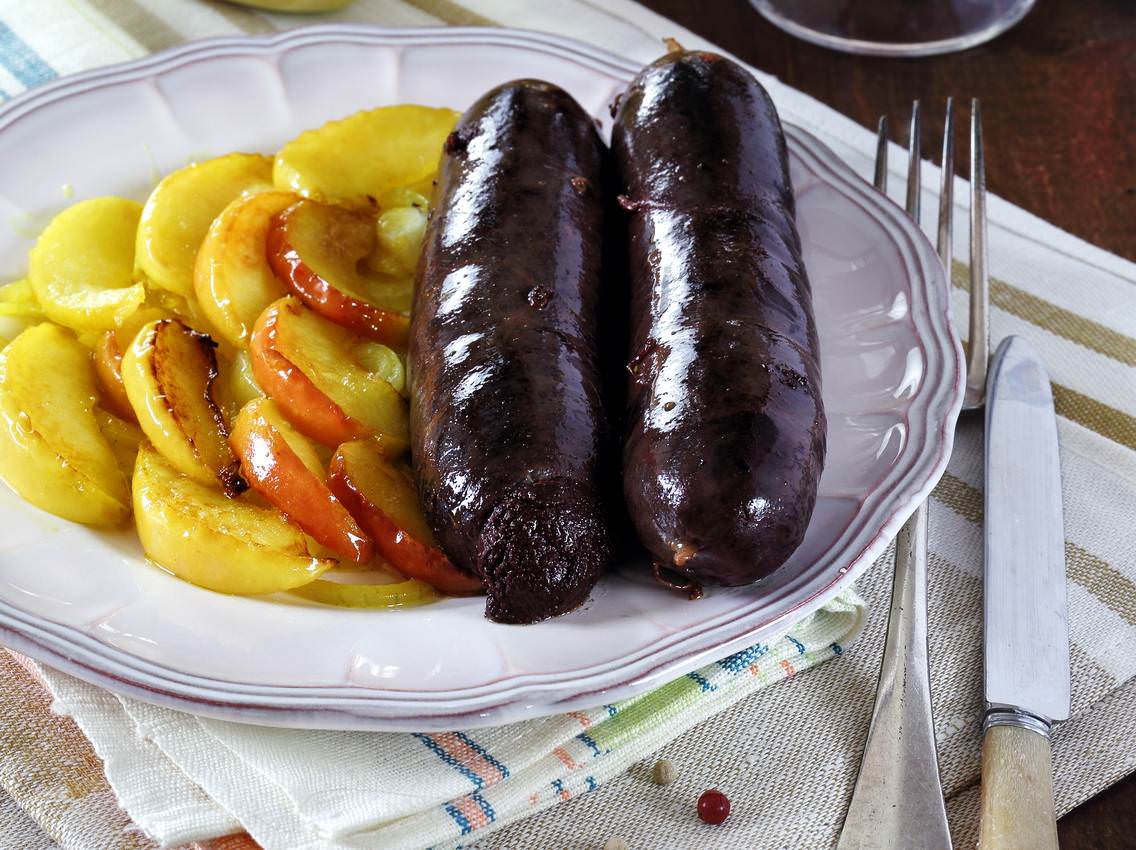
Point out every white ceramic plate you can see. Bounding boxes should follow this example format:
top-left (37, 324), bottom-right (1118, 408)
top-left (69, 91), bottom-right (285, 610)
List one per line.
top-left (0, 26), bottom-right (962, 731)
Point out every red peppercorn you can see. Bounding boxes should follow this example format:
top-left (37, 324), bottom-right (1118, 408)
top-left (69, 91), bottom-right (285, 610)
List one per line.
top-left (697, 788), bottom-right (730, 825)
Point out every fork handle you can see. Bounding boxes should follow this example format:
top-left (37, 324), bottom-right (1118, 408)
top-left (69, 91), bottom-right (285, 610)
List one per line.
top-left (836, 505), bottom-right (952, 850)
top-left (979, 720), bottom-right (1059, 850)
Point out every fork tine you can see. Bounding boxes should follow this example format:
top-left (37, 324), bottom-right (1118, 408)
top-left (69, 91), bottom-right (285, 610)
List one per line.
top-left (906, 100), bottom-right (921, 222)
top-left (937, 98), bottom-right (955, 269)
top-left (874, 116), bottom-right (889, 193)
top-left (966, 99), bottom-right (990, 408)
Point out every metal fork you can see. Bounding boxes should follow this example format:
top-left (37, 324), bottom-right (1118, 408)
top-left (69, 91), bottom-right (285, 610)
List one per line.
top-left (836, 99), bottom-right (989, 850)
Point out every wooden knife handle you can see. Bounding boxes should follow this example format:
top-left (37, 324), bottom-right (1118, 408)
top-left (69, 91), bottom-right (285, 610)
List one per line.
top-left (979, 723), bottom-right (1058, 850)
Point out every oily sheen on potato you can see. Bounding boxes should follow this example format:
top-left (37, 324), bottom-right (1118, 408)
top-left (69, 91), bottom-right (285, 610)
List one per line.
top-left (136, 153), bottom-right (273, 297)
top-left (273, 105), bottom-right (459, 206)
top-left (29, 197), bottom-right (146, 332)
top-left (133, 444), bottom-right (333, 595)
top-left (0, 324), bottom-right (130, 525)
top-left (0, 98), bottom-right (470, 606)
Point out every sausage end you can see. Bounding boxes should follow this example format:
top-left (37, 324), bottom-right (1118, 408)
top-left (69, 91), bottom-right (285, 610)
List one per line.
top-left (477, 479), bottom-right (609, 624)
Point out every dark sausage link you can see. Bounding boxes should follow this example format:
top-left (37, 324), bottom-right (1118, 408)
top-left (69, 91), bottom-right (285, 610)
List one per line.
top-left (410, 80), bottom-right (611, 624)
top-left (613, 51), bottom-right (826, 587)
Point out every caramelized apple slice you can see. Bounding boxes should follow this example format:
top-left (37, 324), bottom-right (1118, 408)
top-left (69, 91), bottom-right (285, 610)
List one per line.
top-left (213, 349), bottom-right (264, 421)
top-left (134, 444), bottom-right (333, 595)
top-left (93, 331), bottom-right (135, 422)
top-left (273, 105), bottom-right (458, 207)
top-left (250, 297), bottom-right (408, 451)
top-left (28, 197), bottom-right (146, 331)
top-left (231, 398), bottom-right (372, 563)
top-left (136, 153), bottom-right (273, 297)
top-left (267, 199), bottom-right (410, 347)
top-left (95, 408), bottom-right (144, 479)
top-left (121, 319), bottom-right (246, 495)
top-left (195, 190), bottom-right (295, 346)
top-left (372, 204), bottom-right (428, 278)
top-left (330, 440), bottom-right (483, 595)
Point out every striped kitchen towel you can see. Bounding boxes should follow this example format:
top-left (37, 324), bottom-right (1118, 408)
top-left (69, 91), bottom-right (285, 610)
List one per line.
top-left (0, 2), bottom-right (1133, 850)
top-left (11, 592), bottom-right (863, 850)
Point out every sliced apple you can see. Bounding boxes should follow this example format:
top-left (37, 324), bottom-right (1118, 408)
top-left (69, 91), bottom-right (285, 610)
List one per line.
top-left (330, 440), bottom-right (483, 595)
top-left (93, 331), bottom-right (135, 422)
top-left (249, 297), bottom-right (408, 451)
top-left (273, 105), bottom-right (459, 207)
top-left (136, 153), bottom-right (273, 297)
top-left (0, 324), bottom-right (130, 525)
top-left (133, 444), bottom-right (333, 595)
top-left (194, 190), bottom-right (296, 346)
top-left (249, 325), bottom-right (364, 448)
top-left (214, 348), bottom-right (264, 421)
top-left (95, 407), bottom-right (144, 480)
top-left (266, 199), bottom-right (411, 347)
top-left (376, 185), bottom-right (432, 211)
top-left (121, 318), bottom-right (246, 495)
top-left (28, 197), bottom-right (146, 332)
top-left (231, 397), bottom-right (372, 563)
top-left (373, 204), bottom-right (428, 278)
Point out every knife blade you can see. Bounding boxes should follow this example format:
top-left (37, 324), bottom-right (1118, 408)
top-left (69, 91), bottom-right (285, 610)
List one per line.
top-left (983, 334), bottom-right (1070, 723)
top-left (979, 334), bottom-right (1069, 850)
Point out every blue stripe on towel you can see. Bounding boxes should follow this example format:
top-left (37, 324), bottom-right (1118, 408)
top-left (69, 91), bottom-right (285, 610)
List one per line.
top-left (412, 733), bottom-right (482, 788)
top-left (455, 731), bottom-right (510, 778)
top-left (0, 22), bottom-right (56, 89)
top-left (687, 670), bottom-right (717, 692)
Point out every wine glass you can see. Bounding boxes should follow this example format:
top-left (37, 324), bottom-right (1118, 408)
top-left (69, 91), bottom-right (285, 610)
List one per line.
top-left (750, 0), bottom-right (1037, 57)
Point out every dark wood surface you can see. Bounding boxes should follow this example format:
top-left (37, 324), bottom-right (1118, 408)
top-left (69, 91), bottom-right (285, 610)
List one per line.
top-left (634, 0), bottom-right (1136, 846)
top-left (638, 0), bottom-right (1135, 262)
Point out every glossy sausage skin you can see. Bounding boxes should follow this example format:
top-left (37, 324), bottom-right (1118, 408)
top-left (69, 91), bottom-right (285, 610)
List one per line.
top-left (410, 80), bottom-right (611, 624)
top-left (612, 51), bottom-right (826, 587)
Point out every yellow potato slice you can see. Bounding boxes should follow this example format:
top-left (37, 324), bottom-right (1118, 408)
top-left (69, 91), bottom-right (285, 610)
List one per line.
top-left (274, 105), bottom-right (459, 207)
top-left (0, 279), bottom-right (44, 319)
top-left (133, 444), bottom-right (334, 595)
top-left (291, 574), bottom-right (437, 608)
top-left (28, 197), bottom-right (145, 332)
top-left (195, 190), bottom-right (295, 346)
top-left (0, 325), bottom-right (130, 525)
top-left (136, 153), bottom-right (273, 297)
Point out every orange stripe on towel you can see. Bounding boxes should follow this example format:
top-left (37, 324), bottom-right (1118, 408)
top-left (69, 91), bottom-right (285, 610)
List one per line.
top-left (452, 794), bottom-right (491, 830)
top-left (552, 746), bottom-right (582, 770)
top-left (567, 711), bottom-right (592, 728)
top-left (434, 733), bottom-right (506, 785)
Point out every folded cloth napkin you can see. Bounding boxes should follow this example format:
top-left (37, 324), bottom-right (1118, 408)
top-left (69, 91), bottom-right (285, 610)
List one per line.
top-left (0, 1), bottom-right (1134, 850)
top-left (22, 596), bottom-right (864, 850)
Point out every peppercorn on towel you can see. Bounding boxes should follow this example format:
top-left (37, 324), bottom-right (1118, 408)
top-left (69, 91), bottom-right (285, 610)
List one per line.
top-left (1, 2), bottom-right (1135, 850)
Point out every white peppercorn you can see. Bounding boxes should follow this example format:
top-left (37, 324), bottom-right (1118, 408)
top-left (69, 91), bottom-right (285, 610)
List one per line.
top-left (652, 757), bottom-right (678, 785)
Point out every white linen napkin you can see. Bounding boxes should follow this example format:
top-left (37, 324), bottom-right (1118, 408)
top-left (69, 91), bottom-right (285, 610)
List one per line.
top-left (36, 595), bottom-right (864, 849)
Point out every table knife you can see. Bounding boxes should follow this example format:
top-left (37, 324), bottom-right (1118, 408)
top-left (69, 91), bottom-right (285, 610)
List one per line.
top-left (980, 335), bottom-right (1070, 850)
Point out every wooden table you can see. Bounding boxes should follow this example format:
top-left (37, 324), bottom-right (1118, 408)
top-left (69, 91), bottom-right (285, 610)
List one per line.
top-left (635, 1), bottom-right (1136, 846)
